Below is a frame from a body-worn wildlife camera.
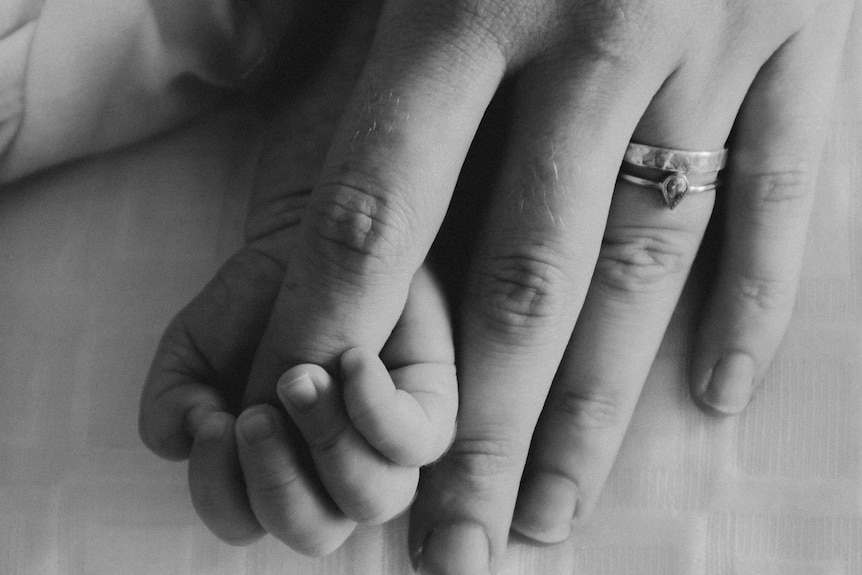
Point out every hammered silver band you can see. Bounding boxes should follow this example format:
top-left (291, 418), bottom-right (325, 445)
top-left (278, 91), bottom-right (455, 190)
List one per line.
top-left (624, 143), bottom-right (728, 174)
top-left (619, 141), bottom-right (727, 209)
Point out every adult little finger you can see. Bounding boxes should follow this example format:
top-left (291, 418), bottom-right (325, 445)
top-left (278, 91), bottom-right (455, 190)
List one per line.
top-left (690, 1), bottom-right (854, 415)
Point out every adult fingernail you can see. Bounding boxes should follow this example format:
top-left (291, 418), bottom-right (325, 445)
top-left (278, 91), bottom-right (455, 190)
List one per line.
top-left (416, 523), bottom-right (491, 575)
top-left (510, 473), bottom-right (579, 544)
top-left (700, 353), bottom-right (756, 416)
top-left (277, 372), bottom-right (319, 411)
top-left (238, 409), bottom-right (275, 445)
top-left (195, 414), bottom-right (229, 445)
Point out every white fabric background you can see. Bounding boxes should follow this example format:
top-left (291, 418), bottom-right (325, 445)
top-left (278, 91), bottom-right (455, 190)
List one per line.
top-left (0, 6), bottom-right (859, 575)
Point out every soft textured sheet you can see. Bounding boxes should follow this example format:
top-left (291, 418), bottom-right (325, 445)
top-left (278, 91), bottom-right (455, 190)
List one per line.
top-left (0, 0), bottom-right (248, 182)
top-left (0, 7), bottom-right (860, 575)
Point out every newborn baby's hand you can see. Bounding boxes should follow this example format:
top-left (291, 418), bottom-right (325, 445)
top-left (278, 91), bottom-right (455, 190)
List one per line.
top-left (242, 266), bottom-right (457, 529)
top-left (179, 265), bottom-right (459, 554)
top-left (139, 0), bottom-right (460, 554)
top-left (274, 341), bottom-right (456, 523)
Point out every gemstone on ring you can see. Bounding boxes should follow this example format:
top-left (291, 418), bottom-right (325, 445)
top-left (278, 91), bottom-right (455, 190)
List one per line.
top-left (661, 173), bottom-right (689, 210)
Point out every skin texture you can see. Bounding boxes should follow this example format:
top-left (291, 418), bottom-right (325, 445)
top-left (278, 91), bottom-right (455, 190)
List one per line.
top-left (141, 1), bottom-right (456, 551)
top-left (138, 0), bottom-right (857, 573)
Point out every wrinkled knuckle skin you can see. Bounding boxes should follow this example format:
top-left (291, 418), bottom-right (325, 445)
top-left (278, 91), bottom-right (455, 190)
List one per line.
top-left (409, 0), bottom-right (528, 62)
top-left (305, 181), bottom-right (413, 277)
top-left (549, 385), bottom-right (627, 431)
top-left (443, 0), bottom-right (538, 60)
top-left (574, 0), bottom-right (658, 64)
top-left (743, 163), bottom-right (814, 218)
top-left (734, 273), bottom-right (796, 313)
top-left (594, 233), bottom-right (690, 296)
top-left (442, 436), bottom-right (524, 482)
top-left (469, 252), bottom-right (569, 342)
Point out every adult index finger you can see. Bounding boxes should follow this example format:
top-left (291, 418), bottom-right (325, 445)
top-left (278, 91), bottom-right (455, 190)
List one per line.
top-left (243, 0), bottom-right (506, 404)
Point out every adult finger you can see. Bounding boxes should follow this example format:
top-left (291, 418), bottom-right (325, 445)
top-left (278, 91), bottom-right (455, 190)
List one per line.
top-left (236, 405), bottom-right (356, 556)
top-left (509, 27), bottom-right (783, 540)
top-left (242, 0), bottom-right (506, 405)
top-left (276, 364), bottom-right (419, 524)
top-left (188, 412), bottom-right (264, 545)
top-left (690, 2), bottom-right (854, 415)
top-left (408, 45), bottom-right (665, 574)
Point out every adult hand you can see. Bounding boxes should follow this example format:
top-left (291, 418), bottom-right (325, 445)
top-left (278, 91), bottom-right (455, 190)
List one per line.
top-left (141, 0), bottom-right (457, 553)
top-left (230, 0), bottom-right (855, 573)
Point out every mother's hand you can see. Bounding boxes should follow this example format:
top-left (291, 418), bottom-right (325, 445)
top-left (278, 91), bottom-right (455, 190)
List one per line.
top-left (139, 0), bottom-right (462, 552)
top-left (229, 0), bottom-right (854, 572)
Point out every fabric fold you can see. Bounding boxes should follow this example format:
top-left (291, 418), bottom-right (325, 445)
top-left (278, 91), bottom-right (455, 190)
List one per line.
top-left (0, 0), bottom-right (261, 182)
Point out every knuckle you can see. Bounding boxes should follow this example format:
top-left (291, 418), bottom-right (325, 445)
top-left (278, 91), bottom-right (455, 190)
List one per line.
top-left (575, 0), bottom-right (657, 64)
top-left (443, 435), bottom-right (524, 481)
top-left (550, 385), bottom-right (628, 431)
top-left (305, 180), bottom-right (413, 277)
top-left (415, 0), bottom-right (522, 61)
top-left (469, 251), bottom-right (569, 340)
top-left (594, 231), bottom-right (691, 296)
top-left (742, 161), bottom-right (814, 218)
top-left (734, 273), bottom-right (796, 312)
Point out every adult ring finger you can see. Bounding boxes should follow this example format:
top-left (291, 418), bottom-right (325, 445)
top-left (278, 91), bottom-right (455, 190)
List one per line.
top-left (618, 142), bottom-right (728, 209)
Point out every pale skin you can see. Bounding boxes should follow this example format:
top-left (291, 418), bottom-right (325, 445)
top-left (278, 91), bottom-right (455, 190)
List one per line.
top-left (139, 0), bottom-right (856, 573)
top-left (140, 3), bottom-right (459, 550)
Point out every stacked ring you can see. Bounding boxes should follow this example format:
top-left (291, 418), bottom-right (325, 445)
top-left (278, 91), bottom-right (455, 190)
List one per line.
top-left (618, 142), bottom-right (728, 209)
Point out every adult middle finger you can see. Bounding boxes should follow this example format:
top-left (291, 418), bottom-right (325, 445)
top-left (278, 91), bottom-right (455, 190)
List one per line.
top-left (408, 14), bottom-right (678, 574)
top-left (409, 1), bottom-right (808, 572)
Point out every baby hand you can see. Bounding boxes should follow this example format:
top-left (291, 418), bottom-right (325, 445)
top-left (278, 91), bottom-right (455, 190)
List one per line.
top-left (276, 342), bottom-right (456, 523)
top-left (201, 266), bottom-right (458, 554)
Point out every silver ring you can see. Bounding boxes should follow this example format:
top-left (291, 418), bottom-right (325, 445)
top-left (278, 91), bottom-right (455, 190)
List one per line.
top-left (618, 172), bottom-right (719, 210)
top-left (623, 142), bottom-right (728, 174)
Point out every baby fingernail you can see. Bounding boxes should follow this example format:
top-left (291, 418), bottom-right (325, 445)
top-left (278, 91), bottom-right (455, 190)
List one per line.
top-left (195, 414), bottom-right (229, 445)
top-left (511, 472), bottom-right (579, 544)
top-left (416, 522), bottom-right (490, 575)
top-left (278, 372), bottom-right (319, 411)
top-left (238, 409), bottom-right (275, 445)
top-left (701, 353), bottom-right (756, 416)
